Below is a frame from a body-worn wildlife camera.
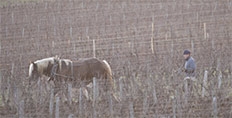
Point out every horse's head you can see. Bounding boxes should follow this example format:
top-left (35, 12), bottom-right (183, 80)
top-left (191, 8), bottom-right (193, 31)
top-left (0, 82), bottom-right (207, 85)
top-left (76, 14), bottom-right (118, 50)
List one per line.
top-left (28, 62), bottom-right (40, 81)
top-left (28, 56), bottom-right (60, 81)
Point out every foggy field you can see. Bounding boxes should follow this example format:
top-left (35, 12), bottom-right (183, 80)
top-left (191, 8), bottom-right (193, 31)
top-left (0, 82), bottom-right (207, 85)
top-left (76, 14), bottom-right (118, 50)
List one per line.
top-left (0, 0), bottom-right (232, 117)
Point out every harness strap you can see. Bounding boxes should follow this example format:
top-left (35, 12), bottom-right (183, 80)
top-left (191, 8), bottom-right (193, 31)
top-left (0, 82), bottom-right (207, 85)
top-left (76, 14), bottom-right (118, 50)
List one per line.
top-left (53, 73), bottom-right (72, 79)
top-left (49, 63), bottom-right (58, 81)
top-left (50, 60), bottom-right (74, 81)
top-left (71, 61), bottom-right (74, 80)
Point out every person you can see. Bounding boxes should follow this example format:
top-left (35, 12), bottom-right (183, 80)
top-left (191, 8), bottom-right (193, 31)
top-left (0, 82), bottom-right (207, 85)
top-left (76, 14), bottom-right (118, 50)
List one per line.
top-left (183, 50), bottom-right (196, 78)
top-left (182, 49), bottom-right (196, 97)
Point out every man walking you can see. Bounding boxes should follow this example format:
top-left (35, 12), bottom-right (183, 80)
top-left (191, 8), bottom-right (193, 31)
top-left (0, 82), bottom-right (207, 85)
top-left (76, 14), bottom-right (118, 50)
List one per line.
top-left (182, 49), bottom-right (196, 97)
top-left (183, 49), bottom-right (196, 78)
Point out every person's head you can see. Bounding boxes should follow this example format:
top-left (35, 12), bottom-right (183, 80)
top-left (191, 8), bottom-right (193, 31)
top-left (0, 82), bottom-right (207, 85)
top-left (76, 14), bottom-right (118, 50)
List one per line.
top-left (183, 50), bottom-right (191, 60)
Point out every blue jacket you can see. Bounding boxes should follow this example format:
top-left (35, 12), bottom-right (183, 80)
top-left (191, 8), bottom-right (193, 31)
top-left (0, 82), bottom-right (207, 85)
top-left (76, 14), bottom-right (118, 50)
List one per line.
top-left (184, 56), bottom-right (196, 77)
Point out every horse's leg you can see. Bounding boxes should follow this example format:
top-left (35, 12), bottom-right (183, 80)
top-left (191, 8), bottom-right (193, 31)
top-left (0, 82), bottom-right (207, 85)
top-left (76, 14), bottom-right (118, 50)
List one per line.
top-left (53, 79), bottom-right (69, 103)
top-left (53, 78), bottom-right (62, 98)
top-left (108, 79), bottom-right (120, 102)
top-left (60, 79), bottom-right (70, 103)
top-left (79, 80), bottom-right (90, 101)
top-left (82, 87), bottom-right (89, 101)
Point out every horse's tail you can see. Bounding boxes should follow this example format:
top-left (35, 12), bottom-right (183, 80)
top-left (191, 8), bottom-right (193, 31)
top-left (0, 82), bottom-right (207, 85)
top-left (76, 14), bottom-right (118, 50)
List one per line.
top-left (103, 60), bottom-right (120, 101)
top-left (103, 60), bottom-right (112, 79)
top-left (102, 60), bottom-right (114, 89)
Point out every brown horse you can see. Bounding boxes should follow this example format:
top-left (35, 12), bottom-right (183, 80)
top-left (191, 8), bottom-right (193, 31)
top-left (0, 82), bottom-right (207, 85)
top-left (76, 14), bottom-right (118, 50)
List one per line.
top-left (29, 57), bottom-right (118, 101)
top-left (51, 58), bottom-right (114, 89)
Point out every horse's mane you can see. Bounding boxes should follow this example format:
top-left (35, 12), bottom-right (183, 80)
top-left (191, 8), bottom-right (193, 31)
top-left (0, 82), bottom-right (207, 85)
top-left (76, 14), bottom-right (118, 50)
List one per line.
top-left (34, 57), bottom-right (55, 63)
top-left (59, 59), bottom-right (72, 71)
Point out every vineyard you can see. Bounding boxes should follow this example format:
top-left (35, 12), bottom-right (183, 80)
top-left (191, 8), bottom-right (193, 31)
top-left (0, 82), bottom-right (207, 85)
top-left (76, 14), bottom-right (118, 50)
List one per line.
top-left (0, 0), bottom-right (232, 117)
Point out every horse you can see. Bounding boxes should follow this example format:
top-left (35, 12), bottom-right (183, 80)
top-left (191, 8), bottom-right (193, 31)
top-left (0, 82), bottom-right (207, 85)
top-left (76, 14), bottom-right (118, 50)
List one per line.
top-left (50, 58), bottom-right (117, 100)
top-left (28, 57), bottom-right (118, 101)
